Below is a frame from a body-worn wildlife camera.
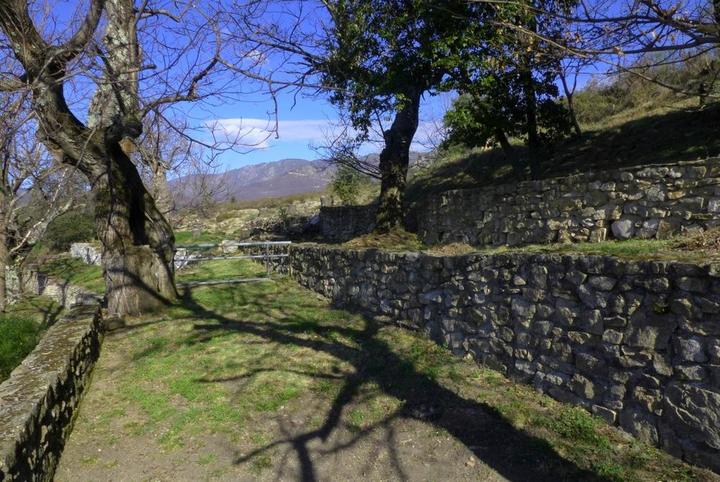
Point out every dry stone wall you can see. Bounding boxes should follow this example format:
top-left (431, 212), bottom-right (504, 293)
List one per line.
top-left (0, 304), bottom-right (103, 481)
top-left (419, 159), bottom-right (720, 246)
top-left (16, 269), bottom-right (101, 307)
top-left (320, 204), bottom-right (377, 242)
top-left (272, 244), bottom-right (720, 472)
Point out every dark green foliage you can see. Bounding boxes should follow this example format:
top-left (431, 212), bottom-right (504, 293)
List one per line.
top-left (321, 1), bottom-right (490, 136)
top-left (442, 90), bottom-right (571, 150)
top-left (43, 209), bottom-right (95, 252)
top-left (0, 315), bottom-right (42, 381)
top-left (443, 0), bottom-right (575, 176)
top-left (317, 0), bottom-right (492, 229)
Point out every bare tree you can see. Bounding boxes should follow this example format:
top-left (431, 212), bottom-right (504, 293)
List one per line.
top-left (0, 0), bottom-right (261, 315)
top-left (228, 0), bottom-right (492, 231)
top-left (557, 56), bottom-right (591, 136)
top-left (477, 0), bottom-right (720, 98)
top-left (0, 90), bottom-right (79, 310)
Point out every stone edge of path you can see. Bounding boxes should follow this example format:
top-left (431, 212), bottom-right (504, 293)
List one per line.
top-left (0, 302), bottom-right (103, 481)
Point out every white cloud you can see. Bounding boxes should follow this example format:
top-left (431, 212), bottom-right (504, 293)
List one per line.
top-left (207, 117), bottom-right (444, 152)
top-left (208, 118), bottom-right (338, 149)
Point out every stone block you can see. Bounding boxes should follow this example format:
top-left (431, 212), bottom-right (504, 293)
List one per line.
top-left (619, 409), bottom-right (659, 445)
top-left (611, 219), bottom-right (635, 240)
top-left (662, 383), bottom-right (720, 452)
top-left (592, 405), bottom-right (617, 424)
top-left (674, 336), bottom-right (708, 363)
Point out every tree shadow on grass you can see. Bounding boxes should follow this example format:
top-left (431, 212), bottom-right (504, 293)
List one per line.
top-left (178, 286), bottom-right (609, 482)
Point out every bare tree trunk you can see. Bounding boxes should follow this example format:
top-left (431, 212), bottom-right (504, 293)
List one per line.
top-left (520, 15), bottom-right (543, 180)
top-left (31, 83), bottom-right (178, 316)
top-left (560, 72), bottom-right (582, 137)
top-left (375, 91), bottom-right (421, 232)
top-left (151, 162), bottom-right (174, 217)
top-left (0, 211), bottom-right (7, 312)
top-left (495, 127), bottom-right (515, 158)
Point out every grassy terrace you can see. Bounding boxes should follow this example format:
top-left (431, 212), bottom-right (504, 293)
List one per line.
top-left (55, 259), bottom-right (716, 481)
top-left (342, 227), bottom-right (720, 264)
top-left (41, 256), bottom-right (105, 294)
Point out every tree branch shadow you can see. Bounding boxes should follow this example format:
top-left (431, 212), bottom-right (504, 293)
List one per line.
top-left (178, 285), bottom-right (610, 482)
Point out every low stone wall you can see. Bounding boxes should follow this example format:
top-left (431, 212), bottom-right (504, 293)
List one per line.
top-left (320, 204), bottom-right (377, 242)
top-left (419, 158), bottom-right (720, 246)
top-left (273, 244), bottom-right (720, 472)
top-left (18, 269), bottom-right (101, 307)
top-left (0, 304), bottom-right (103, 481)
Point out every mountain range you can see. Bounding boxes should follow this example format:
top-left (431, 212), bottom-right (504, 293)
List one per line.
top-left (170, 152), bottom-right (428, 205)
top-left (170, 158), bottom-right (336, 204)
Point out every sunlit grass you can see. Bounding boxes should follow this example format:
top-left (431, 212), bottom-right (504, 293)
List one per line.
top-left (41, 256), bottom-right (105, 293)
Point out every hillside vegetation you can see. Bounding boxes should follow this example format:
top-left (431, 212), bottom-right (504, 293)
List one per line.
top-left (406, 98), bottom-right (720, 206)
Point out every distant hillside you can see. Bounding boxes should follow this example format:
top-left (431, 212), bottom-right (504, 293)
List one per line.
top-left (170, 152), bottom-right (433, 206)
top-left (171, 158), bottom-right (335, 205)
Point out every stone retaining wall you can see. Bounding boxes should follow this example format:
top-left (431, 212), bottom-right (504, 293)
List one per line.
top-left (272, 244), bottom-right (720, 472)
top-left (0, 304), bottom-right (103, 481)
top-left (318, 159), bottom-right (720, 246)
top-left (320, 204), bottom-right (377, 242)
top-left (419, 158), bottom-right (720, 246)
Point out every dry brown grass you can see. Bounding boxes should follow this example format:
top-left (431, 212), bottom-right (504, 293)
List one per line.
top-left (343, 228), bottom-right (424, 251)
top-left (672, 227), bottom-right (720, 253)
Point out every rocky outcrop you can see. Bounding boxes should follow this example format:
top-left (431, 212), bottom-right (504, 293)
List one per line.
top-left (69, 243), bottom-right (101, 266)
top-left (0, 304), bottom-right (103, 481)
top-left (271, 244), bottom-right (720, 472)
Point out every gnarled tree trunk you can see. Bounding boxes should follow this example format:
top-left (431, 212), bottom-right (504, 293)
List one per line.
top-left (0, 212), bottom-right (8, 312)
top-left (375, 90), bottom-right (421, 232)
top-left (94, 145), bottom-right (177, 315)
top-left (0, 0), bottom-right (180, 315)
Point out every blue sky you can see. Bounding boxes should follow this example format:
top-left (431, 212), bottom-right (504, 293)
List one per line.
top-left (29, 0), bottom-right (603, 173)
top-left (201, 85), bottom-right (455, 170)
top-left (39, 0), bottom-right (455, 171)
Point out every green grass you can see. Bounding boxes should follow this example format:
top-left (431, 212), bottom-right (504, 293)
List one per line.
top-left (41, 256), bottom-right (105, 293)
top-left (0, 296), bottom-right (63, 381)
top-left (468, 237), bottom-right (693, 261)
top-left (338, 233), bottom-right (715, 263)
top-left (69, 258), bottom-right (713, 481)
top-left (176, 258), bottom-right (267, 283)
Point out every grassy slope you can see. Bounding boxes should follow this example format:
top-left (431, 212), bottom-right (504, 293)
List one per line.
top-left (0, 296), bottom-right (64, 381)
top-left (341, 226), bottom-right (720, 263)
top-left (406, 100), bottom-right (720, 206)
top-left (57, 259), bottom-right (714, 481)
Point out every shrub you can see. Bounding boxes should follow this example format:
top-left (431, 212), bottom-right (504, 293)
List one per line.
top-left (330, 166), bottom-right (372, 205)
top-left (44, 209), bottom-right (95, 252)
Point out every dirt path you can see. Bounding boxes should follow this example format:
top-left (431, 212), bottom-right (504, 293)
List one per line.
top-left (56, 321), bottom-right (504, 481)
